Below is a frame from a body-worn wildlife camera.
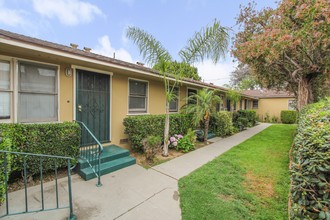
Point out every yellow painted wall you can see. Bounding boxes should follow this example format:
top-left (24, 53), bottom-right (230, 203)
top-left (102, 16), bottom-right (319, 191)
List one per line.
top-left (256, 98), bottom-right (295, 122)
top-left (59, 65), bottom-right (74, 122)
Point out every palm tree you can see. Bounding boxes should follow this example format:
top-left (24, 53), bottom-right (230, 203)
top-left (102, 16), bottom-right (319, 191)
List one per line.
top-left (126, 19), bottom-right (229, 156)
top-left (184, 88), bottom-right (222, 144)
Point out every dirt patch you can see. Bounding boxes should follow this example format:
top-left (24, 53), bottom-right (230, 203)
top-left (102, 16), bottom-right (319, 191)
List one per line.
top-left (243, 171), bottom-right (275, 198)
top-left (131, 141), bottom-right (207, 168)
top-left (8, 168), bottom-right (72, 193)
top-left (217, 194), bottom-right (234, 201)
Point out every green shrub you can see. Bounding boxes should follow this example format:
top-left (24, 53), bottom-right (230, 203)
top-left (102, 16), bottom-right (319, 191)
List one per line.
top-left (142, 135), bottom-right (162, 163)
top-left (0, 137), bottom-right (11, 205)
top-left (281, 110), bottom-right (297, 124)
top-left (232, 110), bottom-right (257, 130)
top-left (290, 98), bottom-right (330, 219)
top-left (176, 129), bottom-right (196, 153)
top-left (0, 122), bottom-right (80, 176)
top-left (239, 110), bottom-right (257, 126)
top-left (123, 114), bottom-right (193, 151)
top-left (209, 111), bottom-right (234, 137)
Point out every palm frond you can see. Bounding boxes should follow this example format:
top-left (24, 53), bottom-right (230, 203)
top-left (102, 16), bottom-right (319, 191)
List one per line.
top-left (179, 19), bottom-right (230, 64)
top-left (126, 26), bottom-right (172, 67)
top-left (182, 88), bottom-right (222, 126)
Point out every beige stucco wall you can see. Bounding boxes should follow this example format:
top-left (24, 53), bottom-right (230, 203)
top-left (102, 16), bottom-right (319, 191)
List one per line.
top-left (1, 45), bottom-right (262, 150)
top-left (256, 98), bottom-right (295, 122)
top-left (59, 65), bottom-right (74, 122)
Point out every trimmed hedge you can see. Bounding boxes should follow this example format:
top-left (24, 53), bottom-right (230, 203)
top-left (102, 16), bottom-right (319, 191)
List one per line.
top-left (281, 110), bottom-right (297, 124)
top-left (209, 111), bottom-right (234, 137)
top-left (0, 137), bottom-right (11, 205)
top-left (123, 114), bottom-right (194, 151)
top-left (0, 122), bottom-right (80, 176)
top-left (290, 99), bottom-right (330, 219)
top-left (233, 110), bottom-right (257, 130)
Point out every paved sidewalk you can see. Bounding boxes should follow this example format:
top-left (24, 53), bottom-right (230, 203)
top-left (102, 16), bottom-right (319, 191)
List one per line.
top-left (1, 123), bottom-right (271, 220)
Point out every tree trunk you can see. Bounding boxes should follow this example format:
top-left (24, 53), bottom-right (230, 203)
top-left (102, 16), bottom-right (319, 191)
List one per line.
top-left (204, 116), bottom-right (210, 144)
top-left (296, 75), bottom-right (314, 111)
top-left (163, 101), bottom-right (170, 157)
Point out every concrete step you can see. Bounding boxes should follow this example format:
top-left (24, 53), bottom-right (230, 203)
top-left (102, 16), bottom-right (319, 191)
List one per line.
top-left (78, 145), bottom-right (130, 169)
top-left (77, 145), bottom-right (136, 181)
top-left (78, 156), bottom-right (136, 181)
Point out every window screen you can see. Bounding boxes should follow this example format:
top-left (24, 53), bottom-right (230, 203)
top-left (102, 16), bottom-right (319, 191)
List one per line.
top-left (129, 79), bottom-right (148, 113)
top-left (18, 62), bottom-right (58, 122)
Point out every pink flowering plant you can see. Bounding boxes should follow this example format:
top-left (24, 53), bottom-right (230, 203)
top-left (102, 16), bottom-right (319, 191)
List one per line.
top-left (168, 134), bottom-right (183, 148)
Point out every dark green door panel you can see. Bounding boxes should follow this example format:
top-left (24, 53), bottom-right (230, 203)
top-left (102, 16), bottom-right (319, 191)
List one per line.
top-left (76, 69), bottom-right (110, 144)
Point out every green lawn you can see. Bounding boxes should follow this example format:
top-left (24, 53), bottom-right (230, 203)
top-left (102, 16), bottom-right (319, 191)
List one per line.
top-left (179, 124), bottom-right (296, 220)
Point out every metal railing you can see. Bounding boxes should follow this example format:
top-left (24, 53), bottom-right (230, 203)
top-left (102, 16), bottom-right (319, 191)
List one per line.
top-left (0, 150), bottom-right (76, 220)
top-left (75, 121), bottom-right (103, 187)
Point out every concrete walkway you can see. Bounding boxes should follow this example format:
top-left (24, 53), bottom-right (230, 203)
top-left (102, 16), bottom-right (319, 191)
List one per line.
top-left (1, 123), bottom-right (271, 220)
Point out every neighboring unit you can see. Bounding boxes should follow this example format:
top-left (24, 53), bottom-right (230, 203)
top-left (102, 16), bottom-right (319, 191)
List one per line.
top-left (242, 89), bottom-right (296, 122)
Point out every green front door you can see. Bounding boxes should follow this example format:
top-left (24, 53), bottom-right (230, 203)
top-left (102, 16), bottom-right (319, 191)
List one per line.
top-left (76, 69), bottom-right (110, 144)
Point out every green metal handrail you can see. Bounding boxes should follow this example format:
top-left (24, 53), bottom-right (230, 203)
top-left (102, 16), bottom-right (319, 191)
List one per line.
top-left (75, 121), bottom-right (103, 187)
top-left (0, 150), bottom-right (76, 220)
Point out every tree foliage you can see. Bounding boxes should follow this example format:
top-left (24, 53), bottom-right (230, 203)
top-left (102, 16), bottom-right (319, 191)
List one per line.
top-left (179, 19), bottom-right (229, 64)
top-left (153, 61), bottom-right (201, 81)
top-left (230, 63), bottom-right (260, 90)
top-left (126, 20), bottom-right (229, 156)
top-left (233, 0), bottom-right (330, 110)
top-left (183, 88), bottom-right (222, 144)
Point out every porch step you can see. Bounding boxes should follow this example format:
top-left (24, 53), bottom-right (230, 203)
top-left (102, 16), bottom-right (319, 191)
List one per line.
top-left (77, 145), bottom-right (136, 181)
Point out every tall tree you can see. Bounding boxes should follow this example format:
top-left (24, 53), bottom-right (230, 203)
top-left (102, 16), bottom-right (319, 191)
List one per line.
top-left (230, 63), bottom-right (260, 90)
top-left (232, 0), bottom-right (330, 110)
top-left (153, 61), bottom-right (201, 81)
top-left (126, 19), bottom-right (229, 156)
top-left (184, 88), bottom-right (221, 144)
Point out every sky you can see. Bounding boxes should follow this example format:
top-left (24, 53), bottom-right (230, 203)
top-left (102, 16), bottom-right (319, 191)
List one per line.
top-left (0, 0), bottom-right (276, 86)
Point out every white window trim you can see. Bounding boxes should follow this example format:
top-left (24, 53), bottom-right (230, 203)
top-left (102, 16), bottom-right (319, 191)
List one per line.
top-left (0, 56), bottom-right (14, 123)
top-left (16, 59), bottom-right (60, 123)
top-left (127, 78), bottom-right (149, 115)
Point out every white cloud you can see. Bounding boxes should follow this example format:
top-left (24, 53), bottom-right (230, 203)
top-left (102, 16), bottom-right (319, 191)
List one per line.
top-left (0, 1), bottom-right (26, 27)
top-left (195, 59), bottom-right (237, 87)
top-left (32, 0), bottom-right (103, 26)
top-left (93, 35), bottom-right (134, 63)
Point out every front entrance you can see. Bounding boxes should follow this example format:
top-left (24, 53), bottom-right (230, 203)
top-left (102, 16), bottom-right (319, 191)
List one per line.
top-left (76, 69), bottom-right (110, 144)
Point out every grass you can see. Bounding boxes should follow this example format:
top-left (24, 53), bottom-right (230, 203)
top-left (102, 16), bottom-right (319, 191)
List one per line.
top-left (179, 124), bottom-right (297, 220)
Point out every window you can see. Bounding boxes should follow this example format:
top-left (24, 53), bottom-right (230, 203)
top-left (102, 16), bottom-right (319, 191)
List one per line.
top-left (239, 100), bottom-right (243, 110)
top-left (252, 100), bottom-right (259, 109)
top-left (233, 101), bottom-right (236, 111)
top-left (169, 87), bottom-right (179, 112)
top-left (18, 62), bottom-right (58, 122)
top-left (288, 100), bottom-right (296, 110)
top-left (0, 60), bottom-right (11, 120)
top-left (226, 99), bottom-right (231, 111)
top-left (187, 88), bottom-right (197, 105)
top-left (129, 79), bottom-right (148, 113)
top-left (216, 95), bottom-right (224, 112)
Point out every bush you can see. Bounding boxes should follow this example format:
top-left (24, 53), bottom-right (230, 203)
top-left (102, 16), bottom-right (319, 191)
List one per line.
top-left (232, 110), bottom-right (257, 130)
top-left (290, 98), bottom-right (330, 219)
top-left (176, 129), bottom-right (196, 153)
top-left (0, 137), bottom-right (11, 205)
top-left (209, 111), bottom-right (234, 137)
top-left (238, 110), bottom-right (257, 126)
top-left (0, 122), bottom-right (80, 176)
top-left (281, 110), bottom-right (297, 124)
top-left (123, 114), bottom-right (193, 151)
top-left (142, 135), bottom-right (162, 163)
